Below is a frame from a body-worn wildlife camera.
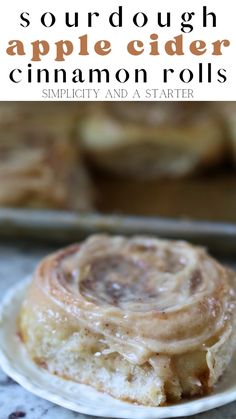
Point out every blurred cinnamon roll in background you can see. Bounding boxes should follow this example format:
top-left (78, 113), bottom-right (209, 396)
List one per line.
top-left (78, 102), bottom-right (225, 179)
top-left (0, 103), bottom-right (93, 210)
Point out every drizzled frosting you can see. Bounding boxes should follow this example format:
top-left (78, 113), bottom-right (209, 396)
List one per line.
top-left (31, 235), bottom-right (236, 365)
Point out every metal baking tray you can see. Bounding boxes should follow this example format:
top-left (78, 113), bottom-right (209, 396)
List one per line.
top-left (0, 208), bottom-right (235, 256)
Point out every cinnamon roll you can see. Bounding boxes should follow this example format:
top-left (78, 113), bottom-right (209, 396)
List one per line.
top-left (78, 103), bottom-right (225, 179)
top-left (20, 235), bottom-right (236, 406)
top-left (0, 103), bottom-right (93, 210)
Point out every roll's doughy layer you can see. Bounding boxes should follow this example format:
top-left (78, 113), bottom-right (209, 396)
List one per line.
top-left (20, 235), bottom-right (236, 406)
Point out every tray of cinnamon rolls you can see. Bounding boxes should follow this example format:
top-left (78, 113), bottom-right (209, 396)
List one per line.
top-left (0, 101), bottom-right (235, 253)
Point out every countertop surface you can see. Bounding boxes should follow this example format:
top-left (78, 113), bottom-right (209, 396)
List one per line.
top-left (0, 241), bottom-right (236, 419)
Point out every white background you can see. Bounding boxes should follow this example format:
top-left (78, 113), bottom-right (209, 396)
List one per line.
top-left (0, 0), bottom-right (234, 101)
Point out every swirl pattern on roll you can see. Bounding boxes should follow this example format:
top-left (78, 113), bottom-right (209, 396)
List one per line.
top-left (35, 236), bottom-right (234, 359)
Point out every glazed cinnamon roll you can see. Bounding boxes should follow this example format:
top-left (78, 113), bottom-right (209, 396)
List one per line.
top-left (20, 235), bottom-right (236, 406)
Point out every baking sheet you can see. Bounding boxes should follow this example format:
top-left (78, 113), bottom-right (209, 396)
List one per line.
top-left (0, 208), bottom-right (235, 256)
top-left (95, 171), bottom-right (236, 223)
